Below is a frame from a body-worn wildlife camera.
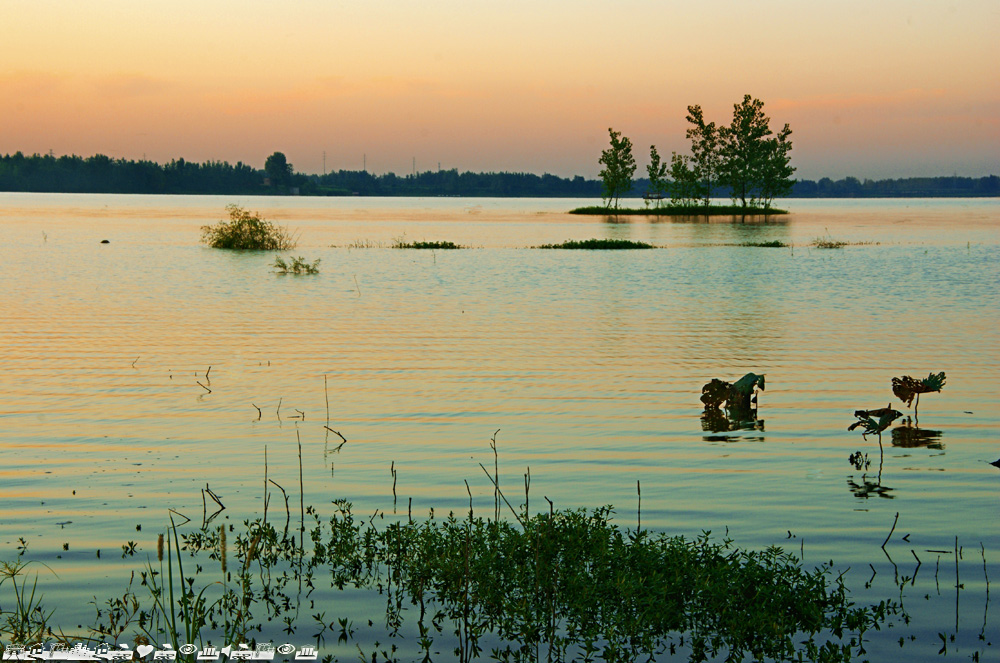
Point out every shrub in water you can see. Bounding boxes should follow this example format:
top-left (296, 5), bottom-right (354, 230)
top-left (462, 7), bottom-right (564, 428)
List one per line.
top-left (273, 255), bottom-right (320, 274)
top-left (201, 204), bottom-right (296, 250)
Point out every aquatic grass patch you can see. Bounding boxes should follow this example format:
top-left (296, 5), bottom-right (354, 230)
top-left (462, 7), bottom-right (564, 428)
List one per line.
top-left (391, 238), bottom-right (464, 249)
top-left (272, 255), bottom-right (320, 274)
top-left (0, 558), bottom-right (56, 643)
top-left (58, 496), bottom-right (897, 662)
top-left (738, 240), bottom-right (788, 247)
top-left (535, 238), bottom-right (656, 250)
top-left (201, 205), bottom-right (296, 250)
top-left (812, 237), bottom-right (848, 249)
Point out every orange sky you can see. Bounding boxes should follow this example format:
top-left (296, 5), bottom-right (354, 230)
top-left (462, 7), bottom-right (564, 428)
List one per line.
top-left (2, 0), bottom-right (997, 179)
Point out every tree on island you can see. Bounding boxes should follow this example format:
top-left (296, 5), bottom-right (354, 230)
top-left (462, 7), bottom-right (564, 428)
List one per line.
top-left (645, 145), bottom-right (668, 209)
top-left (685, 105), bottom-right (723, 207)
top-left (719, 95), bottom-right (795, 211)
top-left (668, 152), bottom-right (700, 206)
top-left (599, 128), bottom-right (636, 209)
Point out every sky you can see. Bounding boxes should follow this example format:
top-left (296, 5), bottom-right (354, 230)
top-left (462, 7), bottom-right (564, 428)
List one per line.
top-left (2, 0), bottom-right (998, 180)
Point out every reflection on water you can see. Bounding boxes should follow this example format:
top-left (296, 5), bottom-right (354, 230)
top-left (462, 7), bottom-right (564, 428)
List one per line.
top-left (891, 423), bottom-right (945, 449)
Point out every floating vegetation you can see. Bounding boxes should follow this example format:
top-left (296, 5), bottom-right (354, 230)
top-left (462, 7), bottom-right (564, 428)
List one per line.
top-left (812, 237), bottom-right (848, 249)
top-left (272, 255), bottom-right (321, 274)
top-left (738, 240), bottom-right (788, 247)
top-left (535, 238), bottom-right (656, 249)
top-left (391, 239), bottom-right (464, 249)
top-left (201, 205), bottom-right (296, 250)
top-left (343, 238), bottom-right (385, 249)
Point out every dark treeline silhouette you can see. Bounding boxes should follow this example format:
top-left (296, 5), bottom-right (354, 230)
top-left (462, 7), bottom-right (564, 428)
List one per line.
top-left (1, 151), bottom-right (996, 198)
top-left (791, 175), bottom-right (1000, 198)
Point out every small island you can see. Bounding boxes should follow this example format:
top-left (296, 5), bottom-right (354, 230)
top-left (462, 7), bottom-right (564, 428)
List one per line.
top-left (569, 204), bottom-right (788, 216)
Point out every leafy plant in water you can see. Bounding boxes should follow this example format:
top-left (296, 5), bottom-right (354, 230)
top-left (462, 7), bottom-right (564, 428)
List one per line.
top-left (201, 205), bottom-right (296, 250)
top-left (891, 372), bottom-right (946, 413)
top-left (273, 255), bottom-right (320, 274)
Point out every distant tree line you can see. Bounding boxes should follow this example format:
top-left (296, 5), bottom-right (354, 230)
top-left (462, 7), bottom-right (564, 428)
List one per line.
top-left (0, 150), bottom-right (996, 198)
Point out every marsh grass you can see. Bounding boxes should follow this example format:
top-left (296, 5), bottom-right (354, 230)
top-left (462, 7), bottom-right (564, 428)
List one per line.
top-left (273, 255), bottom-right (320, 274)
top-left (812, 238), bottom-right (849, 249)
top-left (201, 205), bottom-right (296, 250)
top-left (738, 240), bottom-right (788, 248)
top-left (38, 493), bottom-right (894, 663)
top-left (392, 238), bottom-right (464, 249)
top-left (0, 559), bottom-right (56, 643)
top-left (535, 238), bottom-right (656, 250)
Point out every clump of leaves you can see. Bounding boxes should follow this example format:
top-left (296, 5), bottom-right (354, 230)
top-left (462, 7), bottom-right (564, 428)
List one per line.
top-left (812, 237), bottom-right (848, 249)
top-left (273, 255), bottom-right (320, 274)
top-left (201, 204), bottom-right (296, 250)
top-left (892, 372), bottom-right (946, 409)
top-left (535, 238), bottom-right (656, 249)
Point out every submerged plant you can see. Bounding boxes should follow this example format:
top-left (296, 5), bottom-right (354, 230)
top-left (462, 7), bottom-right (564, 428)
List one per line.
top-left (273, 255), bottom-right (320, 274)
top-left (201, 205), bottom-right (296, 250)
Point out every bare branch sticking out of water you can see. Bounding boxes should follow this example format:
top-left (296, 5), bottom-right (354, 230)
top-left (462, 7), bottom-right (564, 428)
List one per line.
top-left (883, 512), bottom-right (900, 549)
top-left (252, 403), bottom-right (262, 420)
top-left (196, 381), bottom-right (211, 393)
top-left (132, 357), bottom-right (139, 369)
top-left (324, 426), bottom-right (347, 451)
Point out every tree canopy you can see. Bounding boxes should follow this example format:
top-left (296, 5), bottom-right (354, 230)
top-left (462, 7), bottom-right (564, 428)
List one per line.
top-left (599, 128), bottom-right (637, 209)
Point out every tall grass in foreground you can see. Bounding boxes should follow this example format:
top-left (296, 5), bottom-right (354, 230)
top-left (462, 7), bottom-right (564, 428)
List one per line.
top-left (3, 494), bottom-right (898, 662)
top-left (201, 205), bottom-right (296, 250)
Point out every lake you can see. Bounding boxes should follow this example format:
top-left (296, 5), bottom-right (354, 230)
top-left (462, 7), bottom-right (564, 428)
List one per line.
top-left (1, 193), bottom-right (998, 661)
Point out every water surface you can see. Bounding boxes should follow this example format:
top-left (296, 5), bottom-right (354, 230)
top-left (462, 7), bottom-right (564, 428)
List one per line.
top-left (1, 194), bottom-right (998, 660)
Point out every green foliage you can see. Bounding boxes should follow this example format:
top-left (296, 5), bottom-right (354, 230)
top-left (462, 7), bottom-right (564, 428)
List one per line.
top-left (719, 95), bottom-right (796, 210)
top-left (739, 240), bottom-right (788, 247)
top-left (535, 238), bottom-right (656, 249)
top-left (0, 559), bottom-right (55, 643)
top-left (668, 152), bottom-right (701, 206)
top-left (3, 493), bottom-right (900, 662)
top-left (200, 205), bottom-right (296, 250)
top-left (599, 128), bottom-right (637, 209)
top-left (272, 255), bottom-right (320, 274)
top-left (391, 239), bottom-right (464, 249)
top-left (685, 105), bottom-right (723, 206)
top-left (263, 151), bottom-right (293, 189)
top-left (812, 237), bottom-right (848, 249)
top-left (645, 145), bottom-right (668, 208)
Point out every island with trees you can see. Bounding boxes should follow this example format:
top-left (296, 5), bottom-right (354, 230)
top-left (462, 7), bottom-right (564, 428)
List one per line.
top-left (582, 95), bottom-right (796, 216)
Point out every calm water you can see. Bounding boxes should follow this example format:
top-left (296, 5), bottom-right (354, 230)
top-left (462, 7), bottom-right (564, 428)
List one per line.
top-left (1, 193), bottom-right (998, 660)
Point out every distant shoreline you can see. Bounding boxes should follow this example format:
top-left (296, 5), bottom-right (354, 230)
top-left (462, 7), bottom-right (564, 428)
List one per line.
top-left (1, 152), bottom-right (997, 198)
